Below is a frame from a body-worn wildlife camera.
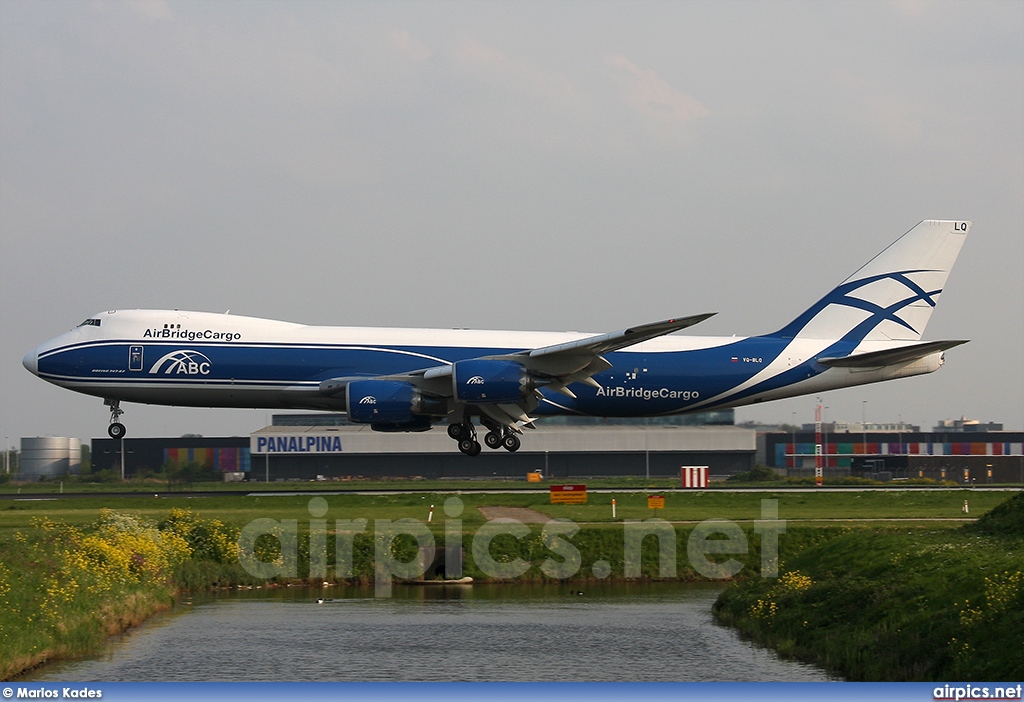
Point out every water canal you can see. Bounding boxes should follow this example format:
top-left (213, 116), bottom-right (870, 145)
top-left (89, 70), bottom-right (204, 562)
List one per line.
top-left (27, 582), bottom-right (833, 682)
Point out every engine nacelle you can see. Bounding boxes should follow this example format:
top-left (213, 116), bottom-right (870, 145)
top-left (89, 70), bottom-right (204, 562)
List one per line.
top-left (346, 379), bottom-right (421, 424)
top-left (452, 359), bottom-right (530, 403)
top-left (371, 417), bottom-right (433, 433)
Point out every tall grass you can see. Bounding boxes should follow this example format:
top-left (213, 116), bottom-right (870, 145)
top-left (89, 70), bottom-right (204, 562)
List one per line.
top-left (713, 493), bottom-right (1024, 680)
top-left (0, 507), bottom-right (251, 680)
top-left (0, 511), bottom-right (185, 680)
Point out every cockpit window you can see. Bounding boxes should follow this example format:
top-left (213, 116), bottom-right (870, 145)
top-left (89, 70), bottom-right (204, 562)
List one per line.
top-left (78, 319), bottom-right (101, 327)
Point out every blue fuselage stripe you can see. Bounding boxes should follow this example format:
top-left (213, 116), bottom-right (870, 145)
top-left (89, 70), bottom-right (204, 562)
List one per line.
top-left (36, 336), bottom-right (816, 416)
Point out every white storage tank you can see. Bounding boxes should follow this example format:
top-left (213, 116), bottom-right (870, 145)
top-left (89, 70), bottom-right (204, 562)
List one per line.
top-left (67, 438), bottom-right (82, 475)
top-left (21, 437), bottom-right (81, 479)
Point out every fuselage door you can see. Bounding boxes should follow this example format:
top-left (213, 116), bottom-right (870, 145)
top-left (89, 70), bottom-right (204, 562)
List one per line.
top-left (129, 345), bottom-right (144, 372)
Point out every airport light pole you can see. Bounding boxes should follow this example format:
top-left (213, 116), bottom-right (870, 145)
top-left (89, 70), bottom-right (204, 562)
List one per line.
top-left (824, 405), bottom-right (830, 469)
top-left (644, 426), bottom-right (650, 481)
top-left (790, 411), bottom-right (796, 469)
top-left (4, 436), bottom-right (8, 475)
top-left (814, 398), bottom-right (823, 487)
top-left (862, 400), bottom-right (867, 473)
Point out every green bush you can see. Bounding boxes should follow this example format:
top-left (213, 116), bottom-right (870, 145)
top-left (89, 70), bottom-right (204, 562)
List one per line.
top-left (79, 469), bottom-right (120, 483)
top-left (967, 492), bottom-right (1024, 537)
top-left (727, 466), bottom-right (781, 483)
top-left (159, 508), bottom-right (239, 563)
top-left (713, 502), bottom-right (1024, 680)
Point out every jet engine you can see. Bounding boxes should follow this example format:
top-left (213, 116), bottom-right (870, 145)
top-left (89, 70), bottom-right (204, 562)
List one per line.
top-left (346, 379), bottom-right (427, 424)
top-left (451, 359), bottom-right (533, 403)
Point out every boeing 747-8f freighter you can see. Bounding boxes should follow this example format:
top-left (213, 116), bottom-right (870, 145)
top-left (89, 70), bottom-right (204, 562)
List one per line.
top-left (23, 220), bottom-right (970, 455)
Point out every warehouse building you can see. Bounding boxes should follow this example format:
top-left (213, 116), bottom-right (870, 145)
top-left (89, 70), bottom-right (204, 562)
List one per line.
top-left (91, 422), bottom-right (755, 481)
top-left (761, 431), bottom-right (1024, 483)
top-left (247, 424), bottom-right (755, 480)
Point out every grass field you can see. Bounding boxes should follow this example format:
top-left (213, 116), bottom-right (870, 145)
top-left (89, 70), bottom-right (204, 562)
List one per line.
top-left (0, 488), bottom-right (1012, 535)
top-left (3, 477), bottom-right (690, 495)
top-left (2, 487), bottom-right (1020, 681)
top-left (5, 475), bottom-right (1017, 496)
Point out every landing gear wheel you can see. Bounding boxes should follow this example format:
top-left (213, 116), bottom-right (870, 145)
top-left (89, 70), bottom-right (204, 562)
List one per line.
top-left (447, 424), bottom-right (465, 440)
top-left (502, 434), bottom-right (521, 452)
top-left (104, 399), bottom-right (126, 439)
top-left (458, 439), bottom-right (482, 456)
top-left (484, 431), bottom-right (502, 449)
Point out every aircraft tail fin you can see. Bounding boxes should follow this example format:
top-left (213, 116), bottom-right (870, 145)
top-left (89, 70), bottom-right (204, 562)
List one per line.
top-left (775, 220), bottom-right (970, 342)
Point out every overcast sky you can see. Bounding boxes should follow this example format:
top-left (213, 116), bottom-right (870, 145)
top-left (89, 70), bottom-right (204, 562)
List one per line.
top-left (1, 0), bottom-right (1022, 447)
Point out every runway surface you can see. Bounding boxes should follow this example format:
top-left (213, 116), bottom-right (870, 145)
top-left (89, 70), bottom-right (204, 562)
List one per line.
top-left (1, 485), bottom-right (1020, 500)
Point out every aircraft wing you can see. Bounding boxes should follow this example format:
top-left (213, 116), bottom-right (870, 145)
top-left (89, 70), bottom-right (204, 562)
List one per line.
top-left (507, 312), bottom-right (717, 397)
top-left (320, 313), bottom-right (716, 421)
top-left (525, 313), bottom-right (717, 358)
top-left (817, 339), bottom-right (968, 368)
top-left (418, 312), bottom-right (716, 387)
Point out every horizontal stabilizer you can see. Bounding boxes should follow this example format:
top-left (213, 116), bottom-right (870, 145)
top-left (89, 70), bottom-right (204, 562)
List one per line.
top-left (818, 340), bottom-right (968, 368)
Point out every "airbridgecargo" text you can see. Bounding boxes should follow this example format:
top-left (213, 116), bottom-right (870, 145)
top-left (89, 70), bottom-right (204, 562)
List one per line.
top-left (595, 386), bottom-right (699, 401)
top-left (142, 327), bottom-right (241, 342)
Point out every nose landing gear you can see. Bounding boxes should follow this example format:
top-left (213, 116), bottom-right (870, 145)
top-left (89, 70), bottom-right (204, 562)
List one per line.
top-left (105, 399), bottom-right (126, 439)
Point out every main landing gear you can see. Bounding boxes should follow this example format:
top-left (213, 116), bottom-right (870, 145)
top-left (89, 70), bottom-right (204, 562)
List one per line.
top-left (447, 421), bottom-right (481, 456)
top-left (491, 430), bottom-right (520, 452)
top-left (105, 399), bottom-right (126, 439)
top-left (447, 418), bottom-right (520, 456)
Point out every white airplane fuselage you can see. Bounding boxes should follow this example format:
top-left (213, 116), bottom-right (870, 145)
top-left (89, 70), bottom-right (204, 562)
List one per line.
top-left (25, 309), bottom-right (939, 413)
top-left (23, 220), bottom-right (971, 453)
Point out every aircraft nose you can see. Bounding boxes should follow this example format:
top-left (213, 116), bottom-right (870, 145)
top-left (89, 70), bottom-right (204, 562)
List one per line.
top-left (22, 347), bottom-right (39, 375)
